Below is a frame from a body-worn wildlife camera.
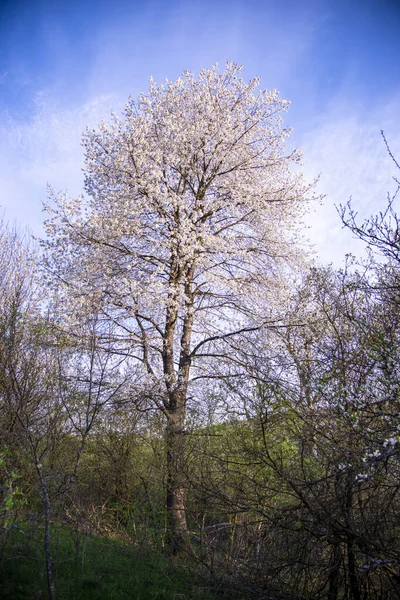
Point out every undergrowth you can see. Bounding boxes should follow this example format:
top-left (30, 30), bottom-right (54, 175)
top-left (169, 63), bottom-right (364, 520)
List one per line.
top-left (0, 523), bottom-right (228, 599)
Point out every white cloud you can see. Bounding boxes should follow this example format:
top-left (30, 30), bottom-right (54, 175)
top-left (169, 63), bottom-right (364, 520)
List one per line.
top-left (0, 91), bottom-right (124, 233)
top-left (300, 94), bottom-right (400, 265)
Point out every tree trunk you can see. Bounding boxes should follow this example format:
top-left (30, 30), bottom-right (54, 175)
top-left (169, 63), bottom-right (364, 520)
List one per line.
top-left (344, 473), bottom-right (361, 600)
top-left (39, 471), bottom-right (56, 600)
top-left (162, 265), bottom-right (195, 555)
top-left (165, 399), bottom-right (191, 555)
top-left (328, 542), bottom-right (341, 600)
top-left (347, 535), bottom-right (361, 600)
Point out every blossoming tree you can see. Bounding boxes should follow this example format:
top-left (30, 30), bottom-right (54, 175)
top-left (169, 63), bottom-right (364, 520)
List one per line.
top-left (43, 62), bottom-right (311, 553)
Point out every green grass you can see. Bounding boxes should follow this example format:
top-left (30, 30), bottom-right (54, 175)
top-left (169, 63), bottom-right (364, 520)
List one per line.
top-left (0, 524), bottom-right (225, 599)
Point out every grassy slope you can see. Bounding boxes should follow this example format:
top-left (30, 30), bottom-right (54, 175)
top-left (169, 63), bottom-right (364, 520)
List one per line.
top-left (0, 525), bottom-right (225, 600)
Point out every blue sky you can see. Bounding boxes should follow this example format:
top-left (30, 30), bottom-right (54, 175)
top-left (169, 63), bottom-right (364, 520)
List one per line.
top-left (1, 0), bottom-right (399, 264)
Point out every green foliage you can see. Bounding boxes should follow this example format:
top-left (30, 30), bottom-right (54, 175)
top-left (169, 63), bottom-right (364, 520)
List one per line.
top-left (0, 447), bottom-right (25, 531)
